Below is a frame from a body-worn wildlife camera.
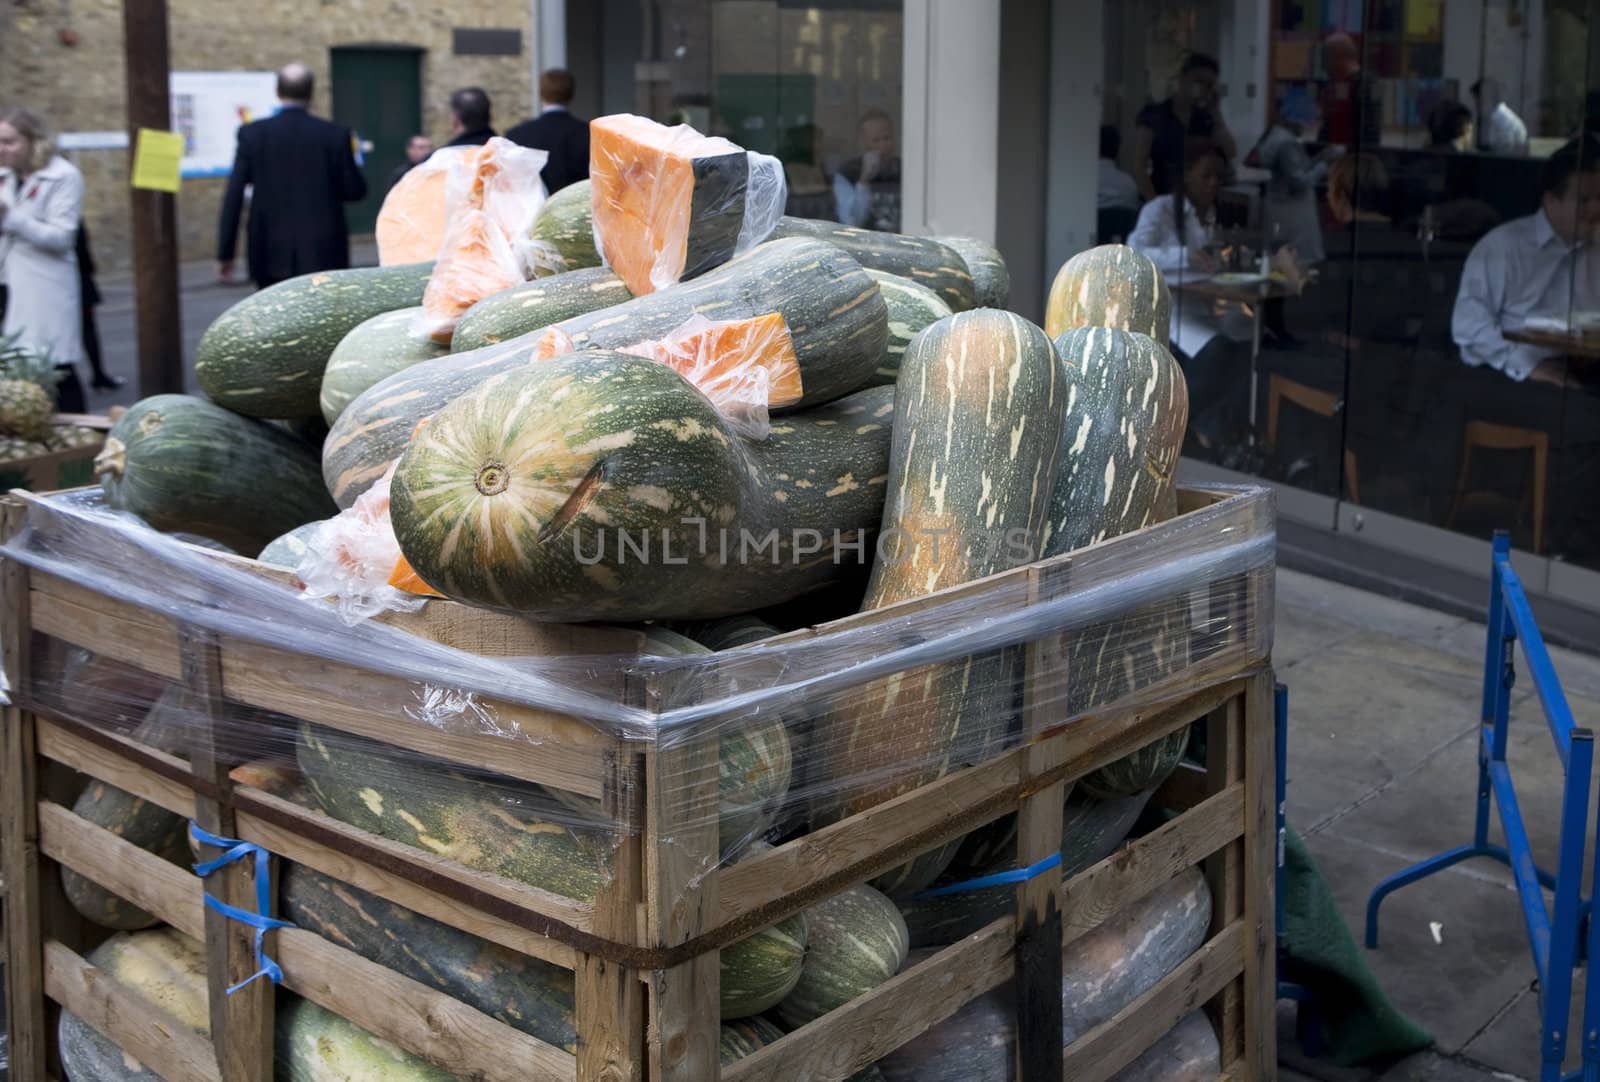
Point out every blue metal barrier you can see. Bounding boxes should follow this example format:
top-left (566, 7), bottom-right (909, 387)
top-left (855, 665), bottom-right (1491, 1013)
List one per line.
top-left (1365, 531), bottom-right (1597, 1082)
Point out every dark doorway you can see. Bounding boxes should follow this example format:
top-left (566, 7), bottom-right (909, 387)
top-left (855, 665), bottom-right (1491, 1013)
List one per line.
top-left (330, 46), bottom-right (424, 234)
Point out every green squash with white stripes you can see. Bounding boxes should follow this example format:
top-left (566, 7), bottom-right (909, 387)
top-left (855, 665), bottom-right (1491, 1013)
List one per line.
top-left (195, 262), bottom-right (434, 419)
top-left (531, 179), bottom-right (603, 270)
top-left (770, 217), bottom-right (977, 310)
top-left (865, 270), bottom-right (953, 386)
top-left (319, 307), bottom-right (449, 425)
top-left (776, 882), bottom-right (909, 1028)
top-left (1045, 326), bottom-right (1192, 794)
top-left (1045, 244), bottom-right (1171, 342)
top-left (324, 236), bottom-right (888, 508)
top-left (721, 1015), bottom-right (887, 1080)
top-left (388, 356), bottom-right (895, 622)
top-left (819, 310), bottom-right (1065, 896)
top-left (96, 394), bottom-right (337, 556)
top-left (932, 235), bottom-right (1010, 309)
top-left (449, 266), bottom-right (633, 353)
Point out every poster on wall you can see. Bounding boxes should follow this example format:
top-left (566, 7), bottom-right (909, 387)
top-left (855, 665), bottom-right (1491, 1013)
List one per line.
top-left (169, 71), bottom-right (279, 178)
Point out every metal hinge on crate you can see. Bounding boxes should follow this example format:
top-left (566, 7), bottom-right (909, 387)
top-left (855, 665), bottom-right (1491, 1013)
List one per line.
top-left (189, 822), bottom-right (296, 993)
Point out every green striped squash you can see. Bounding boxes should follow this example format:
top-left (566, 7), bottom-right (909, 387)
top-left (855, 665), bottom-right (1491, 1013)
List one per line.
top-left (324, 236), bottom-right (888, 508)
top-left (776, 882), bottom-right (909, 1028)
top-left (770, 217), bottom-right (977, 311)
top-left (389, 357), bottom-right (895, 622)
top-left (532, 179), bottom-right (602, 270)
top-left (96, 395), bottom-right (337, 556)
top-left (932, 235), bottom-right (1010, 309)
top-left (196, 262), bottom-right (434, 419)
top-left (878, 867), bottom-right (1212, 1082)
top-left (1045, 244), bottom-right (1171, 342)
top-left (821, 310), bottom-right (1065, 896)
top-left (901, 789), bottom-right (1153, 949)
top-left (61, 687), bottom-right (192, 930)
top-left (277, 998), bottom-right (459, 1080)
top-left (449, 266), bottom-right (632, 353)
top-left (1044, 326), bottom-right (1192, 795)
top-left (295, 721), bottom-right (807, 1019)
top-left (864, 269), bottom-right (952, 386)
top-left (320, 307), bottom-right (449, 425)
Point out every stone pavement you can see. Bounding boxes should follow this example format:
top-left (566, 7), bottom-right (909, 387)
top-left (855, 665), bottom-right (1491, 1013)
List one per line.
top-left (1275, 566), bottom-right (1600, 1082)
top-left (66, 243), bottom-right (1600, 1082)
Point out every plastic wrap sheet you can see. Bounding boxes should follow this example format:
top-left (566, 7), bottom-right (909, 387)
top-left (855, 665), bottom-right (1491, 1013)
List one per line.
top-left (589, 114), bottom-right (786, 295)
top-left (7, 486), bottom-right (1272, 892)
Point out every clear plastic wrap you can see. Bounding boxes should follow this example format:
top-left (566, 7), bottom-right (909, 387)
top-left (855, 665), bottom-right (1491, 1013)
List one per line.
top-left (292, 461), bottom-right (434, 625)
top-left (534, 312), bottom-right (802, 439)
top-left (589, 113), bottom-right (786, 295)
top-left (6, 484), bottom-right (1271, 872)
top-left (417, 138), bottom-right (551, 343)
top-left (374, 147), bottom-right (466, 267)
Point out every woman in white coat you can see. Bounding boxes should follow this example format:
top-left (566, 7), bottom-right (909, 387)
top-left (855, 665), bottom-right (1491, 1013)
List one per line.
top-left (0, 108), bottom-right (86, 380)
top-left (1128, 138), bottom-right (1252, 451)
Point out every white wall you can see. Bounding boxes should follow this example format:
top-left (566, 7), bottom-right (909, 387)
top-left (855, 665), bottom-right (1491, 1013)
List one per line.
top-left (901, 0), bottom-right (1002, 240)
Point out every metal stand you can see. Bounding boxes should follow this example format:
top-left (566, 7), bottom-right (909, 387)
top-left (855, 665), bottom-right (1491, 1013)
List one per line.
top-left (1366, 531), bottom-right (1600, 1082)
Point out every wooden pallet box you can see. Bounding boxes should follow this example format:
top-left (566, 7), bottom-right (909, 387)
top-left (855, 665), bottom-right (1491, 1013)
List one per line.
top-left (1, 483), bottom-right (1278, 1082)
top-left (0, 414), bottom-right (114, 494)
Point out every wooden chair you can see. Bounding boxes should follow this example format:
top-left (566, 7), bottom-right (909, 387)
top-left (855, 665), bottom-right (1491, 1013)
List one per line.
top-left (1265, 373), bottom-right (1361, 503)
top-left (1446, 420), bottom-right (1549, 555)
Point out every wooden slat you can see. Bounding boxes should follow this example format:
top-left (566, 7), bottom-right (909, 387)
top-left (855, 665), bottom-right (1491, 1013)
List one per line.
top-left (644, 728), bottom-right (721, 1082)
top-left (1059, 921), bottom-right (1247, 1082)
top-left (38, 800), bottom-right (206, 939)
top-left (1204, 695), bottom-right (1247, 1066)
top-left (30, 577), bottom-right (182, 679)
top-left (232, 794), bottom-right (581, 970)
top-left (710, 676), bottom-right (1246, 941)
top-left (276, 927), bottom-right (578, 1082)
top-left (36, 715), bottom-right (197, 819)
top-left (184, 629), bottom-right (274, 1082)
top-left (3, 497), bottom-right (49, 1081)
top-left (43, 939), bottom-right (223, 1082)
top-left (1243, 673), bottom-right (1279, 1079)
top-left (577, 754), bottom-right (646, 1082)
top-left (221, 639), bottom-right (613, 798)
top-left (1062, 784), bottom-right (1245, 946)
top-left (721, 916), bottom-right (1017, 1082)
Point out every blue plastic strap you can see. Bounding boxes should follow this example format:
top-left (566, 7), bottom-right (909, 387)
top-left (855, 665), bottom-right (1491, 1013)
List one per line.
top-left (189, 822), bottom-right (294, 993)
top-left (913, 851), bottom-right (1063, 899)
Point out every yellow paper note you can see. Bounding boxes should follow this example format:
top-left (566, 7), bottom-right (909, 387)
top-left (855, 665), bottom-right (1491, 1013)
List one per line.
top-left (131, 128), bottom-right (184, 193)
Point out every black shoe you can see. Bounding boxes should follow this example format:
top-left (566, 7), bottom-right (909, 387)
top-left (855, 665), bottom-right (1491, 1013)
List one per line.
top-left (91, 374), bottom-right (125, 390)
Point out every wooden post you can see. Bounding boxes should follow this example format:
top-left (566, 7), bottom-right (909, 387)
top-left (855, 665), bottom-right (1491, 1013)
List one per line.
top-left (182, 629), bottom-right (274, 1082)
top-left (1203, 692), bottom-right (1247, 1068)
top-left (1243, 671), bottom-right (1278, 1079)
top-left (1, 498), bottom-right (48, 1082)
top-left (1016, 570), bottom-right (1066, 1082)
top-left (122, 0), bottom-right (185, 397)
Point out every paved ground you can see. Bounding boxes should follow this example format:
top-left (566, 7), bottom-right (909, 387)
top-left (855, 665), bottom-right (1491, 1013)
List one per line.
top-left (1275, 567), bottom-right (1600, 1082)
top-left (72, 247), bottom-right (1600, 1082)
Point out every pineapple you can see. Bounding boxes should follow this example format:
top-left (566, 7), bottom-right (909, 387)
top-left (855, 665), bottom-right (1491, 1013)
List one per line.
top-left (0, 332), bottom-right (61, 441)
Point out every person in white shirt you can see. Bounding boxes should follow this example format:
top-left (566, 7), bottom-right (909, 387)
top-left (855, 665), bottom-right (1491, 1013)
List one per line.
top-left (1098, 126), bottom-right (1140, 212)
top-left (833, 110), bottom-right (900, 232)
top-left (1471, 78), bottom-right (1529, 157)
top-left (1452, 136), bottom-right (1600, 390)
top-left (1129, 139), bottom-right (1253, 450)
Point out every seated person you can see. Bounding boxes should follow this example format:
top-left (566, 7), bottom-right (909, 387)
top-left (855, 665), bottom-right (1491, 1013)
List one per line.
top-left (1098, 125), bottom-right (1140, 212)
top-left (1452, 135), bottom-right (1600, 391)
top-left (1128, 139), bottom-right (1254, 452)
top-left (833, 109), bottom-right (900, 232)
top-left (1426, 101), bottom-right (1473, 153)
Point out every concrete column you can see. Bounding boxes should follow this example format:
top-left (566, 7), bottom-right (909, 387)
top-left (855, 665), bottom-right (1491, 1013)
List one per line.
top-left (1044, 0), bottom-right (1102, 282)
top-left (901, 0), bottom-right (1001, 240)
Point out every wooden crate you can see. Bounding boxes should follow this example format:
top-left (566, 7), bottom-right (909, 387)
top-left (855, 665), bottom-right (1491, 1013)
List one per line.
top-left (1, 484), bottom-right (1277, 1082)
top-left (0, 414), bottom-right (115, 494)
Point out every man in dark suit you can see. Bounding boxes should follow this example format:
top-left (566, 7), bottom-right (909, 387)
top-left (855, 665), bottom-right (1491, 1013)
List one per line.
top-left (216, 62), bottom-right (367, 289)
top-left (505, 69), bottom-right (589, 194)
top-left (441, 87), bottom-right (496, 149)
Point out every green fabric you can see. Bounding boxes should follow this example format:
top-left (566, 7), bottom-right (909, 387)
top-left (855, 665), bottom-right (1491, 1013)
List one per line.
top-left (1280, 823), bottom-right (1434, 1066)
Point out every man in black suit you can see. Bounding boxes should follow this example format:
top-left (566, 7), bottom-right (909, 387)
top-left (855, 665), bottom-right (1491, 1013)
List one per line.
top-left (505, 69), bottom-right (589, 194)
top-left (216, 62), bottom-right (367, 289)
top-left (441, 87), bottom-right (496, 149)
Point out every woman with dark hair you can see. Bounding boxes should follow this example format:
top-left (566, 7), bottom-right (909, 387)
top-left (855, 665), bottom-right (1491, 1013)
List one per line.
top-left (1426, 101), bottom-right (1474, 152)
top-left (1132, 52), bottom-right (1238, 201)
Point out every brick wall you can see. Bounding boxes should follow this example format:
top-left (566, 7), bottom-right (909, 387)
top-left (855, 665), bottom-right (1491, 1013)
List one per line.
top-left (0, 0), bottom-right (536, 272)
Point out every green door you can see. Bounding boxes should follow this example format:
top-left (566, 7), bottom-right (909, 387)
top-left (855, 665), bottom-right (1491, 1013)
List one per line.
top-left (330, 46), bottom-right (423, 235)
